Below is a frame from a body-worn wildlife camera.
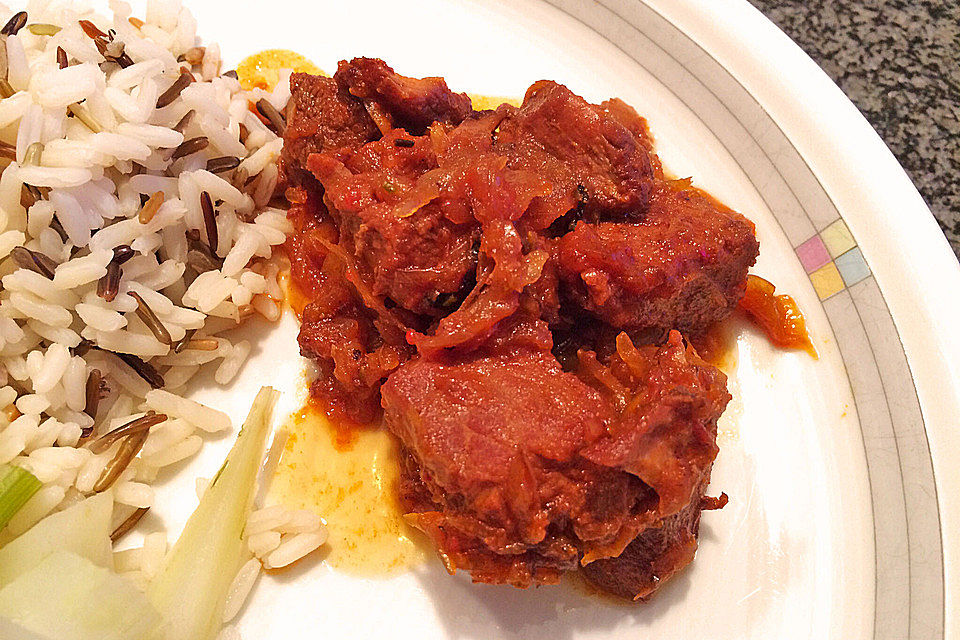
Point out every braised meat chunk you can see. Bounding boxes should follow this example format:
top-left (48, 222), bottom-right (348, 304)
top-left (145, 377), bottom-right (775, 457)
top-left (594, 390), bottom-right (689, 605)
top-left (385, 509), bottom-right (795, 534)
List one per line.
top-left (383, 341), bottom-right (628, 587)
top-left (281, 72), bottom-right (379, 187)
top-left (495, 81), bottom-right (655, 227)
top-left (557, 181), bottom-right (759, 335)
top-left (580, 478), bottom-right (715, 600)
top-left (283, 58), bottom-right (756, 600)
top-left (307, 129), bottom-right (481, 316)
top-left (382, 330), bottom-right (729, 589)
top-left (335, 57), bottom-right (473, 134)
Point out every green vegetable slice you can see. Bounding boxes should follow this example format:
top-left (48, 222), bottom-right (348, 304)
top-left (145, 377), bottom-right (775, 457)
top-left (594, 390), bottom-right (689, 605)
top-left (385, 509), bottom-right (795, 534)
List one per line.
top-left (0, 550), bottom-right (160, 640)
top-left (0, 464), bottom-right (41, 530)
top-left (148, 387), bottom-right (278, 640)
top-left (0, 490), bottom-right (113, 587)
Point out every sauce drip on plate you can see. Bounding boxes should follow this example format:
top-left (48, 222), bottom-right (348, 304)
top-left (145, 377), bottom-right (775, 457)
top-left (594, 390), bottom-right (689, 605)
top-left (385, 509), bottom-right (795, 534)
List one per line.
top-left (237, 49), bottom-right (323, 91)
top-left (268, 402), bottom-right (428, 574)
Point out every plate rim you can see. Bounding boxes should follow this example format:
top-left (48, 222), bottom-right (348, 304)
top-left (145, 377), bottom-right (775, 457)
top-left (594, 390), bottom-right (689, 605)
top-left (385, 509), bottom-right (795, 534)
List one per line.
top-left (643, 0), bottom-right (960, 636)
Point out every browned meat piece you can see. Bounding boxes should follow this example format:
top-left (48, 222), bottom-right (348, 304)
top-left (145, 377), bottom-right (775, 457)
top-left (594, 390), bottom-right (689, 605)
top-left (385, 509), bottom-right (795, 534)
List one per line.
top-left (577, 331), bottom-right (728, 518)
top-left (596, 98), bottom-right (657, 156)
top-left (495, 81), bottom-right (655, 228)
top-left (306, 128), bottom-right (482, 316)
top-left (335, 57), bottom-right (473, 135)
top-left (281, 73), bottom-right (379, 187)
top-left (557, 180), bottom-right (759, 335)
top-left (382, 330), bottom-right (728, 591)
top-left (580, 478), bottom-right (706, 600)
top-left (382, 336), bottom-right (649, 587)
top-left (284, 62), bottom-right (745, 599)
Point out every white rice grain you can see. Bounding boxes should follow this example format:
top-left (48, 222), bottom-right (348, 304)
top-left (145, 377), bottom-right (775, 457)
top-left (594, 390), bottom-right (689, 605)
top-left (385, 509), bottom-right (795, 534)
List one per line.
top-left (263, 532), bottom-right (327, 569)
top-left (0, 230), bottom-right (25, 258)
top-left (140, 531), bottom-right (167, 579)
top-left (75, 452), bottom-right (111, 493)
top-left (15, 393), bottom-right (50, 416)
top-left (215, 339), bottom-right (250, 384)
top-left (116, 122), bottom-right (184, 149)
top-left (56, 422), bottom-right (82, 448)
top-left (32, 343), bottom-right (71, 394)
top-left (52, 249), bottom-right (113, 288)
top-left (8, 292), bottom-right (71, 327)
top-left (91, 327), bottom-right (169, 358)
top-left (141, 434), bottom-right (201, 468)
top-left (76, 302), bottom-right (128, 332)
top-left (115, 481), bottom-right (155, 508)
top-left (222, 558), bottom-right (260, 623)
top-left (15, 165), bottom-right (94, 189)
top-left (246, 530), bottom-right (281, 558)
top-left (29, 446), bottom-right (88, 470)
top-left (144, 389), bottom-right (231, 432)
top-left (277, 510), bottom-right (325, 535)
top-left (245, 505), bottom-right (291, 536)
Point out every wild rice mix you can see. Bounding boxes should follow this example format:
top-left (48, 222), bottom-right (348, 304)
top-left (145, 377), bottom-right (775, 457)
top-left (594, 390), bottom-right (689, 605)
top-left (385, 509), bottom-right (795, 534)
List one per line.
top-left (0, 0), bottom-right (326, 606)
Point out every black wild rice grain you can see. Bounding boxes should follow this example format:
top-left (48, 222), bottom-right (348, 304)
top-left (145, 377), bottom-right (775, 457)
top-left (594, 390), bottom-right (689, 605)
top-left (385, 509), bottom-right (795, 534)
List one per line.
top-left (171, 136), bottom-right (208, 160)
top-left (10, 246), bottom-right (56, 279)
top-left (128, 290), bottom-right (173, 345)
top-left (200, 191), bottom-right (217, 250)
top-left (83, 368), bottom-right (103, 420)
top-left (172, 109), bottom-right (195, 134)
top-left (110, 507), bottom-right (150, 542)
top-left (90, 411), bottom-right (167, 454)
top-left (205, 156), bottom-right (240, 174)
top-left (185, 228), bottom-right (222, 269)
top-left (156, 70), bottom-right (193, 109)
top-left (1, 11), bottom-right (27, 36)
top-left (97, 260), bottom-right (121, 302)
top-left (115, 352), bottom-right (164, 389)
top-left (172, 328), bottom-right (197, 354)
top-left (255, 98), bottom-right (286, 135)
top-left (92, 428), bottom-right (151, 492)
top-left (112, 244), bottom-right (135, 265)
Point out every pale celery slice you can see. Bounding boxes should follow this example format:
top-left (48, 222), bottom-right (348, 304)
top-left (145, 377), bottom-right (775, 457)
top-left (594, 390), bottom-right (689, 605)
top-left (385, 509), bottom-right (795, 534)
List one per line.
top-left (0, 464), bottom-right (41, 530)
top-left (0, 550), bottom-right (159, 640)
top-left (0, 491), bottom-right (113, 586)
top-left (148, 387), bottom-right (278, 640)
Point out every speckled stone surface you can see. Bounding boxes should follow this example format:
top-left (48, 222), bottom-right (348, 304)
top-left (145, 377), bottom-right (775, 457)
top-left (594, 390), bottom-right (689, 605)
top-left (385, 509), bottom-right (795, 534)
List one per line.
top-left (749, 0), bottom-right (960, 258)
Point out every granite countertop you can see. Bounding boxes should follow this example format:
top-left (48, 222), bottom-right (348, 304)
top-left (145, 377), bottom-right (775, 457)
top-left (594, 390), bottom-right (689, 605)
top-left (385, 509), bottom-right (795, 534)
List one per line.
top-left (749, 0), bottom-right (960, 259)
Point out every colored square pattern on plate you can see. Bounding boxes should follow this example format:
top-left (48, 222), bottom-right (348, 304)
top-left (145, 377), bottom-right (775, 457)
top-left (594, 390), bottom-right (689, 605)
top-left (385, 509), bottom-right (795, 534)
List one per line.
top-left (835, 247), bottom-right (870, 286)
top-left (795, 219), bottom-right (871, 299)
top-left (821, 219), bottom-right (856, 258)
top-left (797, 235), bottom-right (831, 273)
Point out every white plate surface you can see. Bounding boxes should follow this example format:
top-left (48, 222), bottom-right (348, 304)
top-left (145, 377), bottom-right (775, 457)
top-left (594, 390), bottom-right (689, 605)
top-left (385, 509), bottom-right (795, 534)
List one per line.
top-left (136, 1), bottom-right (960, 638)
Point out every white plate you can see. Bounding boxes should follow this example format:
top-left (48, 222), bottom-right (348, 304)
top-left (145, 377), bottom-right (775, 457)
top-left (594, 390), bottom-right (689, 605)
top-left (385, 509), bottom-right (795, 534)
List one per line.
top-left (144, 1), bottom-right (960, 638)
